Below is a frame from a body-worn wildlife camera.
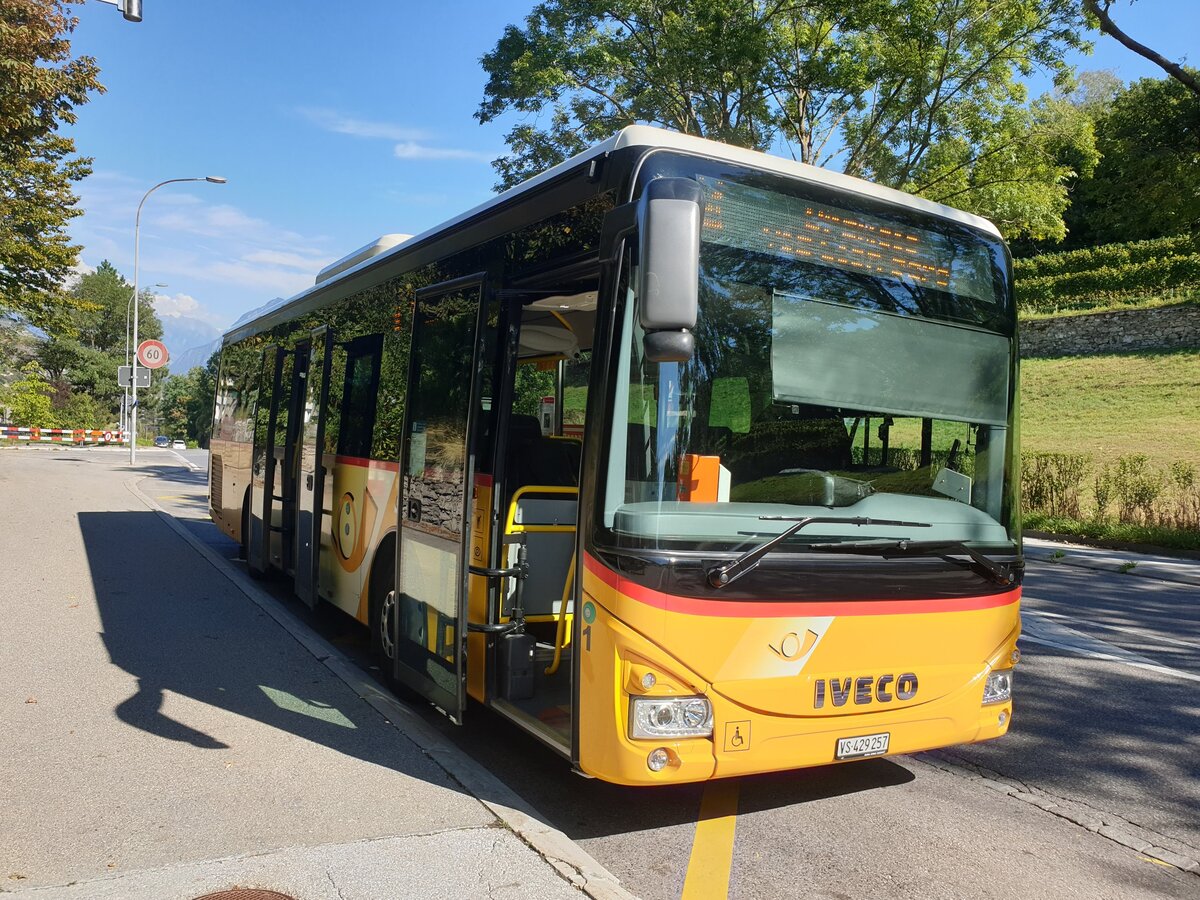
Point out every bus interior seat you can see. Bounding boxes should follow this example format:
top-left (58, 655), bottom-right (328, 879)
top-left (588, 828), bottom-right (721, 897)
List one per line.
top-left (504, 490), bottom-right (577, 619)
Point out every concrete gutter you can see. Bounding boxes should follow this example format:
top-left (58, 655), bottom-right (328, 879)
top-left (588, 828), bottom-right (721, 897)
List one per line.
top-left (1025, 537), bottom-right (1200, 588)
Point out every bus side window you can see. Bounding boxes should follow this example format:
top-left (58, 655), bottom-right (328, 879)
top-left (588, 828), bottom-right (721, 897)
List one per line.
top-left (337, 334), bottom-right (383, 459)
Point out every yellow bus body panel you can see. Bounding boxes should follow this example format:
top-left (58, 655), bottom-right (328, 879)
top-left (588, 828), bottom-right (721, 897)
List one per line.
top-left (578, 554), bottom-right (1019, 786)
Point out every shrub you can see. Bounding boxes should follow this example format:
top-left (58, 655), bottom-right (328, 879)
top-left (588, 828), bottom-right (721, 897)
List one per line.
top-left (1015, 253), bottom-right (1200, 313)
top-left (1021, 452), bottom-right (1091, 519)
top-left (1113, 454), bottom-right (1167, 523)
top-left (1014, 233), bottom-right (1200, 280)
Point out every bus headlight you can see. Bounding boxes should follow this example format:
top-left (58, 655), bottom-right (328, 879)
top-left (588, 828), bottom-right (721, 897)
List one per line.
top-left (982, 669), bottom-right (1013, 705)
top-left (630, 696), bottom-right (713, 739)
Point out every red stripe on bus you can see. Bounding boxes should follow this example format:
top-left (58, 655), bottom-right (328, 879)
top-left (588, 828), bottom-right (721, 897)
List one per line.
top-left (333, 455), bottom-right (400, 472)
top-left (583, 552), bottom-right (1018, 617)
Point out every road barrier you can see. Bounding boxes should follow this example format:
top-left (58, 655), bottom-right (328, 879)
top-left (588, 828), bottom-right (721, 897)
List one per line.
top-left (0, 426), bottom-right (126, 444)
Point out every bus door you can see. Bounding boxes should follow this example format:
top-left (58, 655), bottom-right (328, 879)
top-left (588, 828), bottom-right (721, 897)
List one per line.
top-left (248, 345), bottom-right (284, 577)
top-left (393, 274), bottom-right (496, 722)
top-left (276, 344), bottom-right (306, 574)
top-left (293, 326), bottom-right (334, 607)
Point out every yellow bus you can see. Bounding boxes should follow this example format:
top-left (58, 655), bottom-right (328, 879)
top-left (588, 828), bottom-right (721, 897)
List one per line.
top-left (210, 126), bottom-right (1021, 786)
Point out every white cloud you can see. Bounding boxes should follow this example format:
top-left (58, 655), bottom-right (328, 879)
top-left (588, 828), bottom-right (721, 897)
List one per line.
top-left (393, 141), bottom-right (493, 162)
top-left (206, 261), bottom-right (317, 297)
top-left (68, 169), bottom-right (339, 328)
top-left (241, 249), bottom-right (328, 271)
top-left (296, 105), bottom-right (493, 164)
top-left (297, 107), bottom-right (431, 142)
top-left (153, 291), bottom-right (201, 318)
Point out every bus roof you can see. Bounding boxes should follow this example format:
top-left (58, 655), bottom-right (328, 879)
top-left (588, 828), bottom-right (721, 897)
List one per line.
top-left (224, 125), bottom-right (1002, 342)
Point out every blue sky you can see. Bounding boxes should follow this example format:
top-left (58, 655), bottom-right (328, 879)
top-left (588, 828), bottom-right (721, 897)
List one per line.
top-left (65, 0), bottom-right (1197, 347)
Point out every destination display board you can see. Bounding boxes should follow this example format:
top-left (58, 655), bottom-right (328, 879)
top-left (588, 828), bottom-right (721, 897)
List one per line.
top-left (697, 176), bottom-right (997, 306)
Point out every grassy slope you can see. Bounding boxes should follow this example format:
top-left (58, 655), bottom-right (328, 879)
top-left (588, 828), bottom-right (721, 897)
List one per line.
top-left (1019, 348), bottom-right (1200, 470)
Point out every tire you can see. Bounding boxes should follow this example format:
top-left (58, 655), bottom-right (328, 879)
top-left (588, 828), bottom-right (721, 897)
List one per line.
top-left (238, 502), bottom-right (250, 561)
top-left (368, 537), bottom-right (398, 680)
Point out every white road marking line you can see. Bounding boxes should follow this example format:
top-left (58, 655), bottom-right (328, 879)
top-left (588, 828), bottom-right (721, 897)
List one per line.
top-left (169, 449), bottom-right (201, 471)
top-left (1024, 606), bottom-right (1199, 650)
top-left (1021, 612), bottom-right (1200, 683)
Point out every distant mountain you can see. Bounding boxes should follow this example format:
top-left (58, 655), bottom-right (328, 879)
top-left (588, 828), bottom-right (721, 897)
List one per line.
top-left (171, 337), bottom-right (222, 374)
top-left (159, 315), bottom-right (222, 374)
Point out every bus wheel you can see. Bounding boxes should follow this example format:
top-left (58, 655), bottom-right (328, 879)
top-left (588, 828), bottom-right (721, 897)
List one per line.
top-left (368, 539), bottom-right (397, 677)
top-left (238, 503), bottom-right (249, 561)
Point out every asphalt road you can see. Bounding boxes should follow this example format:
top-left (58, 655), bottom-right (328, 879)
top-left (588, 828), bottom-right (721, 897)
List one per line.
top-left (8, 445), bottom-right (1197, 899)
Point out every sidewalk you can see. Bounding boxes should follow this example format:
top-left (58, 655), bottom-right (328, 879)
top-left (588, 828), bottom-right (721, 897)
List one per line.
top-left (1025, 536), bottom-right (1200, 587)
top-left (0, 449), bottom-right (628, 899)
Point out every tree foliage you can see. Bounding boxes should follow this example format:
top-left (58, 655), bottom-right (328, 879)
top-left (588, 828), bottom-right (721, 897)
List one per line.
top-left (0, 362), bottom-right (54, 426)
top-left (477, 0), bottom-right (1093, 239)
top-left (2, 261), bottom-right (167, 429)
top-left (0, 0), bottom-right (103, 335)
top-left (1061, 73), bottom-right (1200, 246)
top-left (155, 357), bottom-right (217, 444)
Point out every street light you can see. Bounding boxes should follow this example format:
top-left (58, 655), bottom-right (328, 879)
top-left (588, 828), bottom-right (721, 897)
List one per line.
top-left (122, 282), bottom-right (165, 435)
top-left (130, 176), bottom-right (227, 463)
top-left (93, 0), bottom-right (143, 22)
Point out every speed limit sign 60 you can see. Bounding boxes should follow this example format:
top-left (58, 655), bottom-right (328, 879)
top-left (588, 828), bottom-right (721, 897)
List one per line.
top-left (137, 339), bottom-right (169, 369)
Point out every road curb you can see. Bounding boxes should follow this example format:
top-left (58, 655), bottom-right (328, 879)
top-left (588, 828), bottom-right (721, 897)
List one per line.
top-left (1024, 538), bottom-right (1200, 588)
top-left (125, 475), bottom-right (637, 900)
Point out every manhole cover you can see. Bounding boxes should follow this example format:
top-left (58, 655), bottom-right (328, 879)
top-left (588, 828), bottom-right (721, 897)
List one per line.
top-left (192, 891), bottom-right (297, 900)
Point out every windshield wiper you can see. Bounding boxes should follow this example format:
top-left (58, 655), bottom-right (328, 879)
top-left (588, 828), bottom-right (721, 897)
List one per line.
top-left (707, 516), bottom-right (932, 589)
top-left (804, 539), bottom-right (1015, 586)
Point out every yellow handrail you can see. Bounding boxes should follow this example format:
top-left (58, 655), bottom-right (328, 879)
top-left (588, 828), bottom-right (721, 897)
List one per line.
top-left (544, 553), bottom-right (576, 676)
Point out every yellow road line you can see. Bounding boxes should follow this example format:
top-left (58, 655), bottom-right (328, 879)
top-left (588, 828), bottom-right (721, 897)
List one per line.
top-left (681, 779), bottom-right (740, 900)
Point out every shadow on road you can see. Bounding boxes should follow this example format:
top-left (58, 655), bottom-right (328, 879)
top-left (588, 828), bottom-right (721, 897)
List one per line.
top-left (76, 510), bottom-right (472, 795)
top-left (945, 567), bottom-right (1200, 849)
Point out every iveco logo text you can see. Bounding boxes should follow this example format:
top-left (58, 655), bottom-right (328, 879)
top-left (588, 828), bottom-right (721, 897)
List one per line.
top-left (814, 673), bottom-right (918, 708)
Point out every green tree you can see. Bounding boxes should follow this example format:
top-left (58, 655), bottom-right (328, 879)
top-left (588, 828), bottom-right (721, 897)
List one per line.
top-left (55, 390), bottom-right (106, 429)
top-left (0, 362), bottom-right (55, 426)
top-left (29, 262), bottom-right (165, 424)
top-left (1063, 73), bottom-right (1200, 246)
top-left (477, 0), bottom-right (1092, 239)
top-left (71, 260), bottom-right (163, 354)
top-left (156, 360), bottom-right (217, 444)
top-left (0, 0), bottom-right (104, 335)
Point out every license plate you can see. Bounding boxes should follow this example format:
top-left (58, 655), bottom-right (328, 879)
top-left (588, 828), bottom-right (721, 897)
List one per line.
top-left (835, 732), bottom-right (890, 760)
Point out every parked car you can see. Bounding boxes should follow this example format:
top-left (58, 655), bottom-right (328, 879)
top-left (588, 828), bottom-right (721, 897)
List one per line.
top-left (154, 435), bottom-right (170, 448)
top-left (171, 439), bottom-right (187, 450)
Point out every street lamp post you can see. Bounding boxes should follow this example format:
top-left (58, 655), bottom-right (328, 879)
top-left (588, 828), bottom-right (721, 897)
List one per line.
top-left (130, 177), bottom-right (226, 463)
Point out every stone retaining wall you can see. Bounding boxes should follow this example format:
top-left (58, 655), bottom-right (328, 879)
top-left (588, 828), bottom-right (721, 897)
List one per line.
top-left (1020, 304), bottom-right (1200, 358)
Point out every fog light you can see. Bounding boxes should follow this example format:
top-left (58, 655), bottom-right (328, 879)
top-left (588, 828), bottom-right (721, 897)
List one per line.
top-left (1010, 648), bottom-right (1021, 664)
top-left (998, 711), bottom-right (1008, 727)
top-left (630, 696), bottom-right (713, 739)
top-left (647, 748), bottom-right (670, 772)
top-left (641, 672), bottom-right (657, 689)
top-left (983, 669), bottom-right (1013, 705)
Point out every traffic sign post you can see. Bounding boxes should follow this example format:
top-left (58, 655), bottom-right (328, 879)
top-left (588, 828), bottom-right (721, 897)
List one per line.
top-left (130, 340), bottom-right (167, 462)
top-left (117, 365), bottom-right (151, 388)
top-left (136, 340), bottom-right (168, 369)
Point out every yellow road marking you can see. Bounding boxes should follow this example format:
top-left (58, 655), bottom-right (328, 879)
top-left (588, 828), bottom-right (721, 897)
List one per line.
top-left (681, 779), bottom-right (740, 900)
top-left (1138, 855), bottom-right (1175, 868)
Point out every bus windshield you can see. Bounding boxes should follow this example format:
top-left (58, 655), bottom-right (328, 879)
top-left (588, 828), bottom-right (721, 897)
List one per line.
top-left (602, 160), bottom-right (1018, 554)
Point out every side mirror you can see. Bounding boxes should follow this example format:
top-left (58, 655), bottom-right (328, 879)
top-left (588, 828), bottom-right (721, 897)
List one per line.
top-left (637, 178), bottom-right (701, 362)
